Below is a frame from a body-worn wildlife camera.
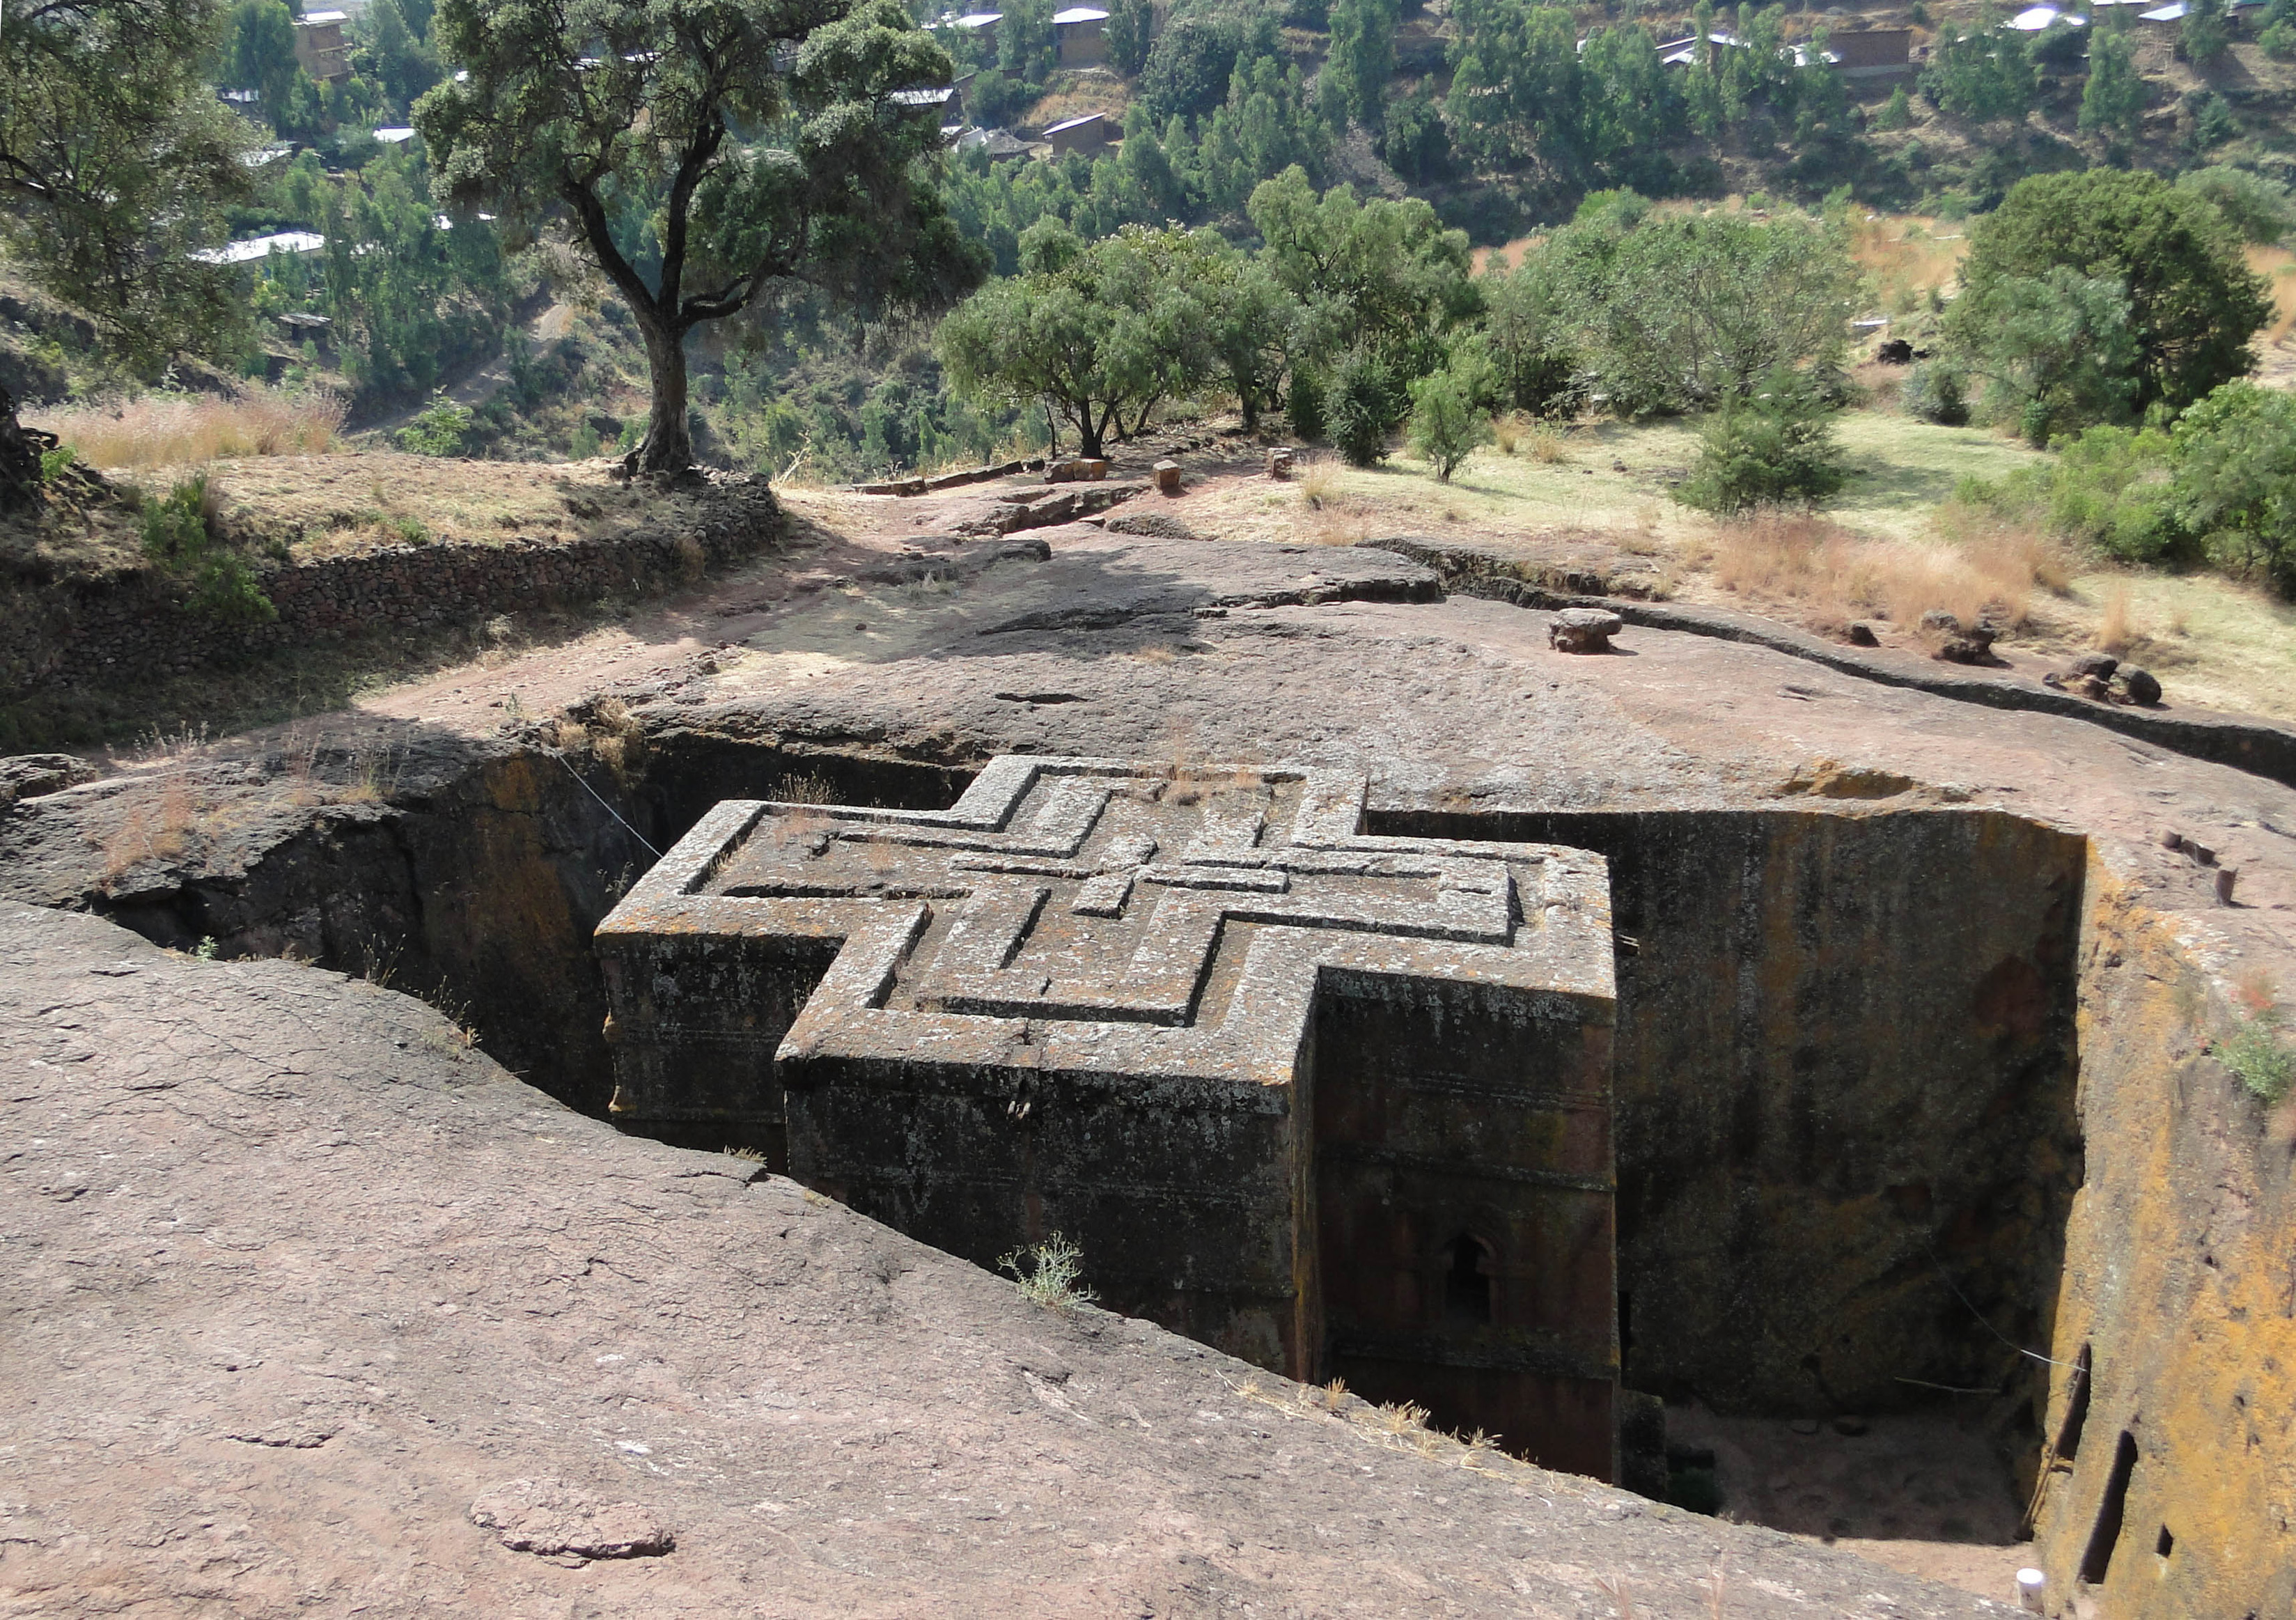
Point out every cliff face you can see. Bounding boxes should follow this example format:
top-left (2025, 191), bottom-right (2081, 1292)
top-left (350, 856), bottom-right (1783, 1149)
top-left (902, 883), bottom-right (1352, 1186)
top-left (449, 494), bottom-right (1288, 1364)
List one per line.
top-left (2024, 859), bottom-right (2296, 1620)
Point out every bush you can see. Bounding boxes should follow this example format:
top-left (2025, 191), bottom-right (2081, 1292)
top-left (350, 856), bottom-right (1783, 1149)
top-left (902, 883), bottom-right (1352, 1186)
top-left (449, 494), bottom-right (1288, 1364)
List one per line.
top-left (1286, 366), bottom-right (1327, 443)
top-left (2169, 381), bottom-right (2296, 593)
top-left (2176, 166), bottom-right (2296, 247)
top-left (1675, 368), bottom-right (1846, 514)
top-left (1902, 361), bottom-right (1969, 426)
top-left (2221, 1019), bottom-right (2294, 1104)
top-left (2263, 17), bottom-right (2296, 57)
top-left (140, 474), bottom-right (278, 623)
top-left (1329, 350), bottom-right (1400, 467)
top-left (396, 394), bottom-right (472, 456)
top-left (1406, 366), bottom-right (1490, 482)
top-left (2043, 425), bottom-right (2185, 563)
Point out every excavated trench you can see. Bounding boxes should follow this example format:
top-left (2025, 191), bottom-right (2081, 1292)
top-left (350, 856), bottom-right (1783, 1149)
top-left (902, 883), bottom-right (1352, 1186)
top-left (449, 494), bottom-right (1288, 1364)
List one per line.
top-left (88, 733), bottom-right (2090, 1555)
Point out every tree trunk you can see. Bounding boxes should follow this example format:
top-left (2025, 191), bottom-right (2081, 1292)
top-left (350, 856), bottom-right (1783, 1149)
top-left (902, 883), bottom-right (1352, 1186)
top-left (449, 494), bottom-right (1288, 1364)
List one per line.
top-left (0, 384), bottom-right (49, 514)
top-left (633, 320), bottom-right (694, 474)
top-left (1074, 412), bottom-right (1103, 460)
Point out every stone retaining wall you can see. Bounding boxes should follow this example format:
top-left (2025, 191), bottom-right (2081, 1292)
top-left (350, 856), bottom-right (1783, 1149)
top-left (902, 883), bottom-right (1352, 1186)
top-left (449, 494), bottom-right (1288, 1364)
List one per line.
top-left (2, 478), bottom-right (781, 695)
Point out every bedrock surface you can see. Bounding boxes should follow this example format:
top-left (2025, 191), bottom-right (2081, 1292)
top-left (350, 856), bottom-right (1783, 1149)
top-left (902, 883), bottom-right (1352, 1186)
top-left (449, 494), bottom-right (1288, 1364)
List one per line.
top-left (0, 901), bottom-right (2008, 1620)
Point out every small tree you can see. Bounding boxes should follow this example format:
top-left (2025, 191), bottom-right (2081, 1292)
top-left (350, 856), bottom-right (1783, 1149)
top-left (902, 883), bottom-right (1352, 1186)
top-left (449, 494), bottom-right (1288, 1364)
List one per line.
top-left (2079, 26), bottom-right (2144, 143)
top-left (418, 0), bottom-right (985, 474)
top-left (2182, 0), bottom-right (2231, 63)
top-left (1407, 366), bottom-right (1489, 481)
top-left (936, 221), bottom-right (1219, 458)
top-left (1328, 348), bottom-right (1399, 466)
top-left (1922, 8), bottom-right (2035, 122)
top-left (1947, 266), bottom-right (2141, 444)
top-left (1676, 367), bottom-right (1845, 513)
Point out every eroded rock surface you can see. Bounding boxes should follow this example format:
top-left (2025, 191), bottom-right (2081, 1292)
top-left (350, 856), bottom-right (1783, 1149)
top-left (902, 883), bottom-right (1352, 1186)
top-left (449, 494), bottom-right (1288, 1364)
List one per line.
top-left (0, 901), bottom-right (2005, 1618)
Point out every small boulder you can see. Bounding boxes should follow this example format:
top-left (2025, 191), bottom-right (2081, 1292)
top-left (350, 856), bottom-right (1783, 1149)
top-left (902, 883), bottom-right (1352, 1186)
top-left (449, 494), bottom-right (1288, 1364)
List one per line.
top-left (0, 753), bottom-right (97, 809)
top-left (1875, 338), bottom-right (1914, 365)
top-left (1549, 607), bottom-right (1624, 654)
top-left (2121, 667), bottom-right (2162, 706)
top-left (2070, 650), bottom-right (2119, 679)
top-left (1153, 459), bottom-right (1182, 496)
top-left (1846, 621), bottom-right (1880, 648)
top-left (1267, 446), bottom-right (1296, 480)
top-left (469, 1479), bottom-right (673, 1563)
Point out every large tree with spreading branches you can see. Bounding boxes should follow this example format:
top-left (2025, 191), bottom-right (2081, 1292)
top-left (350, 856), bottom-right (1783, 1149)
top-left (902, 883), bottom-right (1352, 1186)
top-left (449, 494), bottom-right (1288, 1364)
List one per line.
top-left (416, 0), bottom-right (986, 474)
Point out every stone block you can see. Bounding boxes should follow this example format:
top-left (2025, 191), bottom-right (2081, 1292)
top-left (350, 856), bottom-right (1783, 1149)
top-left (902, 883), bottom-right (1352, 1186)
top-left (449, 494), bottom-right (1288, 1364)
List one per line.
top-left (1267, 446), bottom-right (1296, 480)
top-left (1549, 607), bottom-right (1624, 653)
top-left (597, 754), bottom-right (1620, 1477)
top-left (1153, 460), bottom-right (1182, 495)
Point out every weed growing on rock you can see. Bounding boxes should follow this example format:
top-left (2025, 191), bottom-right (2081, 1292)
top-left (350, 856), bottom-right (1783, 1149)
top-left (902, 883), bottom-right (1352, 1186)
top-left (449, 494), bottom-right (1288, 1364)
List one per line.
top-left (998, 1232), bottom-right (1098, 1313)
top-left (2221, 1018), bottom-right (2295, 1103)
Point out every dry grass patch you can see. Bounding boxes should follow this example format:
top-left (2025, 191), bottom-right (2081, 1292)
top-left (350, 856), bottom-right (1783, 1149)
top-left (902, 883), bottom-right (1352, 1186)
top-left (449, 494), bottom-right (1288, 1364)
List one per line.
top-left (1710, 508), bottom-right (2065, 633)
top-left (36, 387), bottom-right (346, 471)
top-left (1845, 212), bottom-right (1969, 314)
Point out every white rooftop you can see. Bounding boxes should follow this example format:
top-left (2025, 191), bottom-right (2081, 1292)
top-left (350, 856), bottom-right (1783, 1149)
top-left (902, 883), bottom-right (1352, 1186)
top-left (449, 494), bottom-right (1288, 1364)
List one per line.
top-left (1052, 7), bottom-right (1108, 22)
top-left (955, 10), bottom-right (1002, 24)
top-left (192, 231), bottom-right (325, 266)
top-left (2008, 5), bottom-right (2084, 26)
top-left (373, 126), bottom-right (416, 142)
top-left (1043, 112), bottom-right (1106, 133)
top-left (301, 9), bottom-right (346, 22)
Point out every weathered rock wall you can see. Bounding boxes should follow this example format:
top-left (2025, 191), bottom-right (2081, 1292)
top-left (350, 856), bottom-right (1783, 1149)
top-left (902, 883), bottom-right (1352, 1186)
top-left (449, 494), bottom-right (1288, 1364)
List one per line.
top-left (1, 478), bottom-right (780, 696)
top-left (1382, 805), bottom-right (2088, 1422)
top-left (2024, 864), bottom-right (2296, 1619)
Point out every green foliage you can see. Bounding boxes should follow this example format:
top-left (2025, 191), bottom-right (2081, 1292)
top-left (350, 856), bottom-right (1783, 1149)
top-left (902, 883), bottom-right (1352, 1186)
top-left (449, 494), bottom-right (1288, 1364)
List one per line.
top-left (419, 0), bottom-right (985, 471)
top-left (2168, 382), bottom-right (2296, 593)
top-left (1328, 348), bottom-right (1398, 465)
top-left (1378, 84), bottom-right (1451, 184)
top-left (1543, 201), bottom-right (1859, 416)
top-left (141, 475), bottom-right (277, 623)
top-left (998, 1232), bottom-right (1097, 1311)
top-left (2185, 90), bottom-right (2238, 155)
top-left (1675, 367), bottom-right (1846, 513)
top-left (1947, 265), bottom-right (2140, 444)
top-left (1286, 364), bottom-right (1327, 441)
top-left (38, 444), bottom-right (76, 483)
top-left (1901, 361), bottom-right (1969, 427)
top-left (1104, 0), bottom-right (1154, 76)
top-left (936, 219), bottom-right (1226, 458)
top-left (2263, 17), bottom-right (2296, 58)
top-left (1247, 168), bottom-right (1476, 392)
top-left (1922, 8), bottom-right (2034, 122)
top-left (2036, 423), bottom-right (2184, 563)
top-left (1406, 365), bottom-right (1489, 481)
top-left (2221, 1019), bottom-right (2295, 1104)
top-left (1479, 254), bottom-right (1580, 418)
top-left (1140, 13), bottom-right (1276, 122)
top-left (2079, 27), bottom-right (2143, 142)
top-left (396, 394), bottom-right (472, 455)
top-left (2182, 0), bottom-right (2231, 63)
top-left (1876, 85), bottom-right (1914, 132)
top-left (0, 0), bottom-right (255, 371)
top-left (1958, 171), bottom-right (2272, 415)
top-left (1320, 0), bottom-right (1399, 129)
top-left (2178, 167), bottom-right (2296, 247)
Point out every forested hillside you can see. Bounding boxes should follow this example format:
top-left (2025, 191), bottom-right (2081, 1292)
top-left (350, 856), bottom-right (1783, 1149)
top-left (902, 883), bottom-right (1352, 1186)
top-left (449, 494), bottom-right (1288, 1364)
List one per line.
top-left (7, 0), bottom-right (2294, 483)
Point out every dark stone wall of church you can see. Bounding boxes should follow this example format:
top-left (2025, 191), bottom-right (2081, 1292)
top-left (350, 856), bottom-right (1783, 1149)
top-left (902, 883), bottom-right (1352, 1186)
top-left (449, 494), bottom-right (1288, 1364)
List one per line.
top-left (1377, 804), bottom-right (2087, 1422)
top-left (1307, 970), bottom-right (1617, 1479)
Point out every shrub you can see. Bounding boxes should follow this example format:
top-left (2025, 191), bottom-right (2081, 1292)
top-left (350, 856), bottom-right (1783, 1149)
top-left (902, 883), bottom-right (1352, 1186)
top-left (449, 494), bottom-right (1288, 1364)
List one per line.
top-left (998, 1232), bottom-right (1098, 1311)
top-left (38, 444), bottom-right (75, 483)
top-left (1901, 362), bottom-right (1969, 426)
top-left (2044, 425), bottom-right (2184, 563)
top-left (1876, 85), bottom-right (1913, 130)
top-left (396, 394), bottom-right (473, 456)
top-left (1328, 349), bottom-right (1399, 467)
top-left (2169, 381), bottom-right (2296, 593)
top-left (2176, 166), bottom-right (2296, 247)
top-left (1406, 366), bottom-right (1490, 482)
top-left (1286, 366), bottom-right (1327, 443)
top-left (1675, 368), bottom-right (1846, 514)
top-left (2263, 17), bottom-right (2296, 57)
top-left (140, 474), bottom-right (278, 623)
top-left (2221, 1019), bottom-right (2294, 1104)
